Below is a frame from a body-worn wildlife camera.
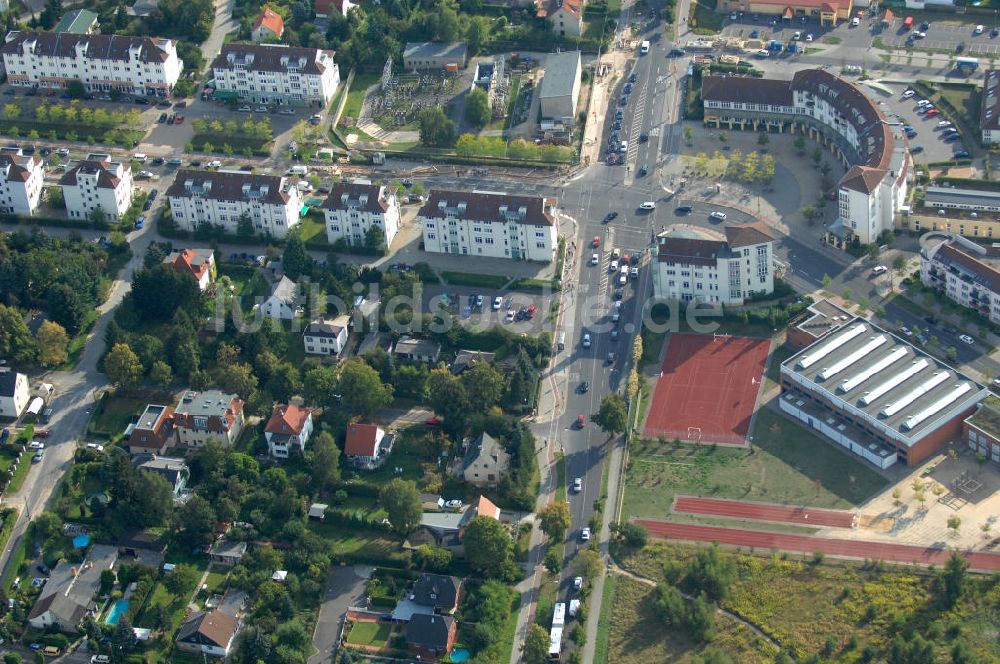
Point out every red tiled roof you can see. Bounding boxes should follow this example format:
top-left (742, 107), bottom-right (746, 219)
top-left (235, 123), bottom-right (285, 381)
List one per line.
top-left (253, 8), bottom-right (284, 37)
top-left (166, 248), bottom-right (212, 282)
top-left (265, 404), bottom-right (310, 435)
top-left (472, 495), bottom-right (501, 520)
top-left (345, 422), bottom-right (382, 456)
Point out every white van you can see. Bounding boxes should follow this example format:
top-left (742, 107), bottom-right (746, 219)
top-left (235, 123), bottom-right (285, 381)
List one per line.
top-left (289, 164), bottom-right (309, 175)
top-left (640, 40), bottom-right (650, 54)
top-left (132, 153), bottom-right (147, 162)
top-left (639, 201), bottom-right (656, 210)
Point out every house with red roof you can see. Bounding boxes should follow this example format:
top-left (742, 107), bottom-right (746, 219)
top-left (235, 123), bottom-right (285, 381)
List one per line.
top-left (315, 0), bottom-right (355, 18)
top-left (536, 0), bottom-right (583, 36)
top-left (252, 8), bottom-right (285, 42)
top-left (264, 404), bottom-right (313, 458)
top-left (163, 248), bottom-right (215, 291)
top-left (344, 422), bottom-right (395, 469)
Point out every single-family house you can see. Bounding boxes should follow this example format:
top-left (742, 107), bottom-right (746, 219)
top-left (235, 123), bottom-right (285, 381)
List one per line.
top-left (126, 404), bottom-right (176, 455)
top-left (406, 614), bottom-right (457, 659)
top-left (251, 8), bottom-right (284, 42)
top-left (117, 529), bottom-right (167, 569)
top-left (344, 422), bottom-right (394, 469)
top-left (449, 350), bottom-right (496, 375)
top-left (264, 403), bottom-right (313, 458)
top-left (208, 540), bottom-right (247, 566)
top-left (462, 432), bottom-right (510, 487)
top-left (0, 369), bottom-right (30, 418)
top-left (27, 545), bottom-right (118, 631)
top-left (135, 455), bottom-right (190, 495)
top-left (261, 276), bottom-right (300, 320)
top-left (392, 336), bottom-right (441, 363)
top-left (303, 315), bottom-right (349, 356)
top-left (411, 573), bottom-right (462, 614)
top-left (315, 0), bottom-right (355, 16)
top-left (163, 248), bottom-right (216, 291)
top-left (176, 610), bottom-right (241, 657)
top-left (407, 495), bottom-right (501, 552)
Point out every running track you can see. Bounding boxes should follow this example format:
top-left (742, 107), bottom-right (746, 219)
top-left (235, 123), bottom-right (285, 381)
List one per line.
top-left (673, 496), bottom-right (856, 529)
top-left (635, 520), bottom-right (1000, 572)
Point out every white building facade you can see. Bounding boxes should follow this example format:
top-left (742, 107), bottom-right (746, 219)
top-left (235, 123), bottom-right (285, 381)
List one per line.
top-left (303, 316), bottom-right (349, 355)
top-left (1, 31), bottom-right (182, 96)
top-left (211, 43), bottom-right (339, 108)
top-left (419, 190), bottom-right (558, 262)
top-left (701, 69), bottom-right (910, 245)
top-left (0, 148), bottom-right (43, 216)
top-left (59, 156), bottom-right (134, 222)
top-left (166, 170), bottom-right (301, 239)
top-left (323, 182), bottom-right (399, 248)
top-left (921, 236), bottom-right (1000, 325)
top-left (0, 370), bottom-right (29, 418)
top-left (653, 224), bottom-right (776, 305)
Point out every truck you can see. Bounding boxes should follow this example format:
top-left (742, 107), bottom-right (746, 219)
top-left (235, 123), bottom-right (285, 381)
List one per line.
top-left (768, 39), bottom-right (784, 52)
top-left (956, 57), bottom-right (980, 71)
top-left (903, 16), bottom-right (914, 30)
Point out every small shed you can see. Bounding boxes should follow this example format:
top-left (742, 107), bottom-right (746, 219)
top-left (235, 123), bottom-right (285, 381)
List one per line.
top-left (308, 503), bottom-right (328, 521)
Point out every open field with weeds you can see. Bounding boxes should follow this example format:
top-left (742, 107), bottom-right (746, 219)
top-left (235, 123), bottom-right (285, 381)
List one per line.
top-left (610, 542), bottom-right (1000, 662)
top-left (623, 409), bottom-right (888, 521)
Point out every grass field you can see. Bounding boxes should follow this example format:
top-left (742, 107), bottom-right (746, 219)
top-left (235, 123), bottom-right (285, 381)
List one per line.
top-left (343, 73), bottom-right (380, 121)
top-left (763, 343), bottom-right (797, 391)
top-left (441, 271), bottom-right (509, 289)
top-left (308, 523), bottom-right (409, 566)
top-left (613, 543), bottom-right (1000, 661)
top-left (297, 214), bottom-right (327, 245)
top-left (937, 84), bottom-right (981, 128)
top-left (623, 409), bottom-right (887, 521)
top-left (88, 394), bottom-right (161, 438)
top-left (348, 621), bottom-right (391, 647)
top-left (690, 0), bottom-right (723, 32)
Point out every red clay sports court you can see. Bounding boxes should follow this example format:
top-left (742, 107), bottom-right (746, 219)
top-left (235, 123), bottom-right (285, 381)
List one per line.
top-left (642, 333), bottom-right (770, 445)
top-left (673, 496), bottom-right (857, 529)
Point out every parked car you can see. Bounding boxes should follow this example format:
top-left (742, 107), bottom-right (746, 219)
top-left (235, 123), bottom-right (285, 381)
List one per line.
top-left (34, 429), bottom-right (50, 438)
top-left (580, 527), bottom-right (591, 541)
top-left (960, 334), bottom-right (975, 345)
top-left (582, 333), bottom-right (591, 348)
top-left (157, 113), bottom-right (167, 123)
top-left (32, 450), bottom-right (43, 463)
top-left (709, 211), bottom-right (727, 221)
top-left (573, 477), bottom-right (583, 492)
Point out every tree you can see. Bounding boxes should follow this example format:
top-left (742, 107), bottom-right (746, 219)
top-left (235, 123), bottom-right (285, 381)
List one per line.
top-left (794, 134), bottom-right (805, 154)
top-left (110, 616), bottom-right (138, 663)
top-left (687, 593), bottom-right (716, 642)
top-left (463, 515), bottom-right (513, 577)
top-left (940, 550), bottom-right (968, 607)
top-left (4, 653), bottom-right (22, 664)
top-left (414, 544), bottom-right (453, 573)
top-left (684, 543), bottom-right (735, 601)
top-left (544, 546), bottom-right (561, 575)
top-left (379, 478), bottom-right (422, 535)
top-left (684, 126), bottom-right (694, 144)
top-left (135, 471), bottom-right (174, 526)
top-left (537, 501), bottom-right (571, 542)
top-left (811, 147), bottom-right (823, 164)
top-left (308, 431), bottom-right (341, 494)
top-left (757, 132), bottom-right (769, 147)
top-left (35, 320), bottom-right (68, 367)
top-left (655, 583), bottom-right (686, 627)
top-left (104, 343), bottom-right (142, 388)
top-left (523, 624), bottom-right (550, 664)
top-left (338, 360), bottom-right (393, 418)
top-left (162, 563), bottom-right (200, 597)
top-left (150, 360), bottom-right (173, 386)
top-left (418, 107), bottom-right (456, 147)
top-left (0, 304), bottom-right (37, 362)
top-left (575, 548), bottom-right (602, 579)
top-left (592, 393), bottom-right (628, 437)
top-left (304, 365), bottom-right (339, 407)
top-left (130, 264), bottom-right (201, 323)
top-left (426, 368), bottom-right (469, 430)
top-left (176, 494), bottom-right (216, 547)
top-left (283, 233), bottom-right (312, 280)
top-left (465, 87), bottom-right (491, 128)
top-left (47, 282), bottom-right (88, 335)
top-left (619, 522), bottom-right (648, 548)
top-left (460, 362), bottom-right (506, 413)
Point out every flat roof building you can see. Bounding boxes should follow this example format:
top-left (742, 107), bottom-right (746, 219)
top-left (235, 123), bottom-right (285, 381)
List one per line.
top-left (983, 70), bottom-right (1000, 146)
top-left (786, 299), bottom-right (855, 349)
top-left (539, 50), bottom-right (582, 124)
top-left (780, 318), bottom-right (988, 467)
top-left (403, 42), bottom-right (467, 70)
top-left (924, 186), bottom-right (1000, 213)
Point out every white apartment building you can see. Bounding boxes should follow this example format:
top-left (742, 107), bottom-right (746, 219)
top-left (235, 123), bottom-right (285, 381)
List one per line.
top-left (921, 235), bottom-right (1000, 325)
top-left (1, 31), bottom-right (182, 96)
top-left (166, 170), bottom-right (301, 239)
top-left (982, 70), bottom-right (1000, 146)
top-left (59, 155), bottom-right (134, 222)
top-left (303, 315), bottom-right (349, 355)
top-left (419, 190), bottom-right (558, 262)
top-left (0, 147), bottom-right (43, 216)
top-left (172, 389), bottom-right (245, 448)
top-left (323, 182), bottom-right (399, 249)
top-left (211, 43), bottom-right (339, 108)
top-left (701, 69), bottom-right (910, 245)
top-left (652, 224), bottom-right (776, 305)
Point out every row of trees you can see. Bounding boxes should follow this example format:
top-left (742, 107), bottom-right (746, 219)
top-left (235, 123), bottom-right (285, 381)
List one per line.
top-left (4, 103), bottom-right (143, 128)
top-left (191, 117), bottom-right (274, 140)
top-left (685, 149), bottom-right (777, 183)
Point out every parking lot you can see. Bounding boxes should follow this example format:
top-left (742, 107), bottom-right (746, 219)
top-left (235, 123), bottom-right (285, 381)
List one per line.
top-left (881, 18), bottom-right (1000, 54)
top-left (867, 83), bottom-right (969, 163)
top-left (418, 284), bottom-right (554, 332)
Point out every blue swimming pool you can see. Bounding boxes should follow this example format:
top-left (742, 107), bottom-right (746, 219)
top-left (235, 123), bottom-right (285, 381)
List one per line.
top-left (449, 648), bottom-right (470, 663)
top-left (105, 599), bottom-right (129, 626)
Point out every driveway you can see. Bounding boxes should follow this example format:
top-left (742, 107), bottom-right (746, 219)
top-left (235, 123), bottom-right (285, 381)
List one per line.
top-left (309, 565), bottom-right (372, 664)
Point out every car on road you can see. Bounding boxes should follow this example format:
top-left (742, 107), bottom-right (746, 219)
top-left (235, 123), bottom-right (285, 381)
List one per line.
top-left (255, 105), bottom-right (269, 113)
top-left (954, 150), bottom-right (971, 158)
top-left (911, 145), bottom-right (924, 153)
top-left (612, 248), bottom-right (621, 259)
top-left (582, 333), bottom-right (591, 348)
top-left (592, 236), bottom-right (601, 247)
top-left (639, 134), bottom-right (648, 143)
top-left (573, 576), bottom-right (583, 590)
top-left (136, 170), bottom-right (154, 179)
top-left (607, 352), bottom-right (616, 364)
top-left (573, 477), bottom-right (583, 493)
top-left (805, 33), bottom-right (814, 41)
top-left (574, 415), bottom-right (586, 430)
top-left (34, 429), bottom-right (50, 438)
top-left (577, 382), bottom-right (589, 394)
top-left (960, 334), bottom-right (975, 345)
top-left (239, 105), bottom-right (252, 112)
top-left (639, 165), bottom-right (648, 177)
top-left (630, 266), bottom-right (639, 279)
top-left (871, 265), bottom-right (887, 276)
top-left (610, 259), bottom-right (619, 273)
top-left (975, 24), bottom-right (985, 34)
top-left (580, 527), bottom-right (591, 541)
top-left (590, 253), bottom-right (599, 265)
top-left (604, 211), bottom-right (618, 222)
top-left (675, 205), bottom-right (692, 215)
top-left (639, 201), bottom-right (656, 210)
top-left (709, 211), bottom-right (727, 221)
top-left (32, 450), bottom-right (43, 463)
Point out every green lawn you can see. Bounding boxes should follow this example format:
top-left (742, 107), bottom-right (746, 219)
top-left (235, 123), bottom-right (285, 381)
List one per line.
top-left (330, 496), bottom-right (388, 522)
top-left (347, 621), bottom-right (391, 647)
top-left (592, 573), bottom-right (617, 664)
top-left (623, 409), bottom-right (888, 521)
top-left (88, 394), bottom-right (163, 438)
top-left (342, 72), bottom-right (380, 121)
top-left (555, 455), bottom-right (566, 503)
top-left (937, 84), bottom-right (981, 127)
top-left (307, 523), bottom-right (409, 566)
top-left (136, 581), bottom-right (189, 634)
top-left (298, 213), bottom-right (326, 244)
top-left (691, 0), bottom-right (723, 32)
top-left (7, 452), bottom-right (32, 494)
top-left (441, 271), bottom-right (509, 289)
top-left (217, 263), bottom-right (259, 296)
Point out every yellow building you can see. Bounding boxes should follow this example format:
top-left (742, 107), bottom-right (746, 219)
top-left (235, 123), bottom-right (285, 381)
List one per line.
top-left (900, 214), bottom-right (1000, 241)
top-left (719, 0), bottom-right (853, 26)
